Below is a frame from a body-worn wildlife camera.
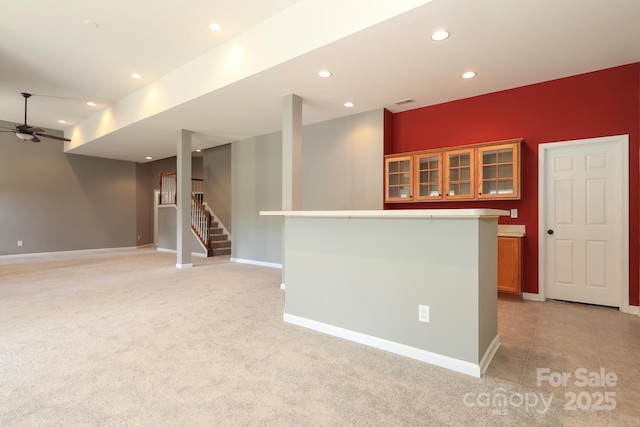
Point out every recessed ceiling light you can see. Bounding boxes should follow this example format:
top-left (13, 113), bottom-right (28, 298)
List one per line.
top-left (146, 156), bottom-right (153, 160)
top-left (86, 101), bottom-right (96, 107)
top-left (344, 102), bottom-right (355, 108)
top-left (318, 70), bottom-right (332, 78)
top-left (431, 30), bottom-right (450, 41)
top-left (461, 71), bottom-right (477, 79)
top-left (196, 149), bottom-right (202, 153)
top-left (208, 22), bottom-right (222, 32)
top-left (58, 119), bottom-right (67, 124)
top-left (130, 73), bottom-right (142, 79)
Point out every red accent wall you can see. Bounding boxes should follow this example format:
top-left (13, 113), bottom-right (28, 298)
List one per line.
top-left (387, 63), bottom-right (640, 305)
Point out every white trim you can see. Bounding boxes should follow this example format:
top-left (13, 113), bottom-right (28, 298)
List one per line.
top-left (283, 313), bottom-right (495, 378)
top-left (0, 246), bottom-right (138, 260)
top-left (523, 292), bottom-right (545, 302)
top-left (479, 335), bottom-right (501, 375)
top-left (176, 263), bottom-right (193, 269)
top-left (627, 305), bottom-right (639, 317)
top-left (538, 135), bottom-right (630, 313)
top-left (280, 283), bottom-right (286, 290)
top-left (156, 248), bottom-right (208, 258)
top-left (230, 258), bottom-right (283, 269)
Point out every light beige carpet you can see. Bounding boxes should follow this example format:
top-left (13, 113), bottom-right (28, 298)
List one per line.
top-left (0, 248), bottom-right (637, 426)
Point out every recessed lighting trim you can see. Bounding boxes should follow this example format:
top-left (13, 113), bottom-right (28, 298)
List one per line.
top-left (58, 119), bottom-right (67, 124)
top-left (196, 149), bottom-right (202, 153)
top-left (344, 102), bottom-right (355, 108)
top-left (318, 70), bottom-right (332, 78)
top-left (130, 73), bottom-right (142, 79)
top-left (461, 71), bottom-right (477, 79)
top-left (431, 30), bottom-right (450, 41)
top-left (208, 22), bottom-right (222, 32)
top-left (86, 101), bottom-right (96, 107)
top-left (145, 156), bottom-right (153, 160)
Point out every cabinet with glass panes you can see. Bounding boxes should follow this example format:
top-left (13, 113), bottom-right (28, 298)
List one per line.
top-left (384, 138), bottom-right (522, 203)
top-left (384, 155), bottom-right (413, 202)
top-left (477, 142), bottom-right (520, 200)
top-left (444, 148), bottom-right (475, 200)
top-left (414, 152), bottom-right (442, 200)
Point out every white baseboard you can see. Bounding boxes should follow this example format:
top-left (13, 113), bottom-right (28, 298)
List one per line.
top-left (156, 248), bottom-right (207, 258)
top-left (479, 335), bottom-right (501, 375)
top-left (175, 263), bottom-right (193, 269)
top-left (230, 258), bottom-right (282, 269)
top-left (283, 313), bottom-right (486, 378)
top-left (627, 305), bottom-right (639, 317)
top-left (0, 246), bottom-right (138, 260)
top-left (523, 292), bottom-right (545, 302)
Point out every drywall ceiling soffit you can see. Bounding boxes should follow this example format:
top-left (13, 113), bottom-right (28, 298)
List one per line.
top-left (1, 0), bottom-right (640, 163)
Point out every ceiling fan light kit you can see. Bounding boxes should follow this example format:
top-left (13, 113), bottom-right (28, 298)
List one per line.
top-left (16, 132), bottom-right (34, 141)
top-left (1, 93), bottom-right (72, 143)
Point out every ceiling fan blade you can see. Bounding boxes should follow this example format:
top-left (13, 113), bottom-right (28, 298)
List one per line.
top-left (36, 133), bottom-right (71, 142)
top-left (31, 135), bottom-right (41, 143)
top-left (0, 125), bottom-right (15, 130)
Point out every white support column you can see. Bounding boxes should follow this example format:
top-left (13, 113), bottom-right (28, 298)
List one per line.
top-left (176, 129), bottom-right (192, 268)
top-left (281, 94), bottom-right (302, 288)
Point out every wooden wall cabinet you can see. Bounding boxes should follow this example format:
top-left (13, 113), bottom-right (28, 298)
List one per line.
top-left (384, 156), bottom-right (413, 202)
top-left (414, 152), bottom-right (443, 201)
top-left (385, 138), bottom-right (522, 203)
top-left (444, 148), bottom-right (475, 200)
top-left (497, 236), bottom-right (523, 298)
top-left (477, 143), bottom-right (520, 200)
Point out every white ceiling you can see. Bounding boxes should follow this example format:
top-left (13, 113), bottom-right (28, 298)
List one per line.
top-left (1, 0), bottom-right (639, 162)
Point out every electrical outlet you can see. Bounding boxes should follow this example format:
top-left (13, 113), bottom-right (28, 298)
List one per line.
top-left (418, 305), bottom-right (430, 323)
top-left (137, 235), bottom-right (141, 241)
top-left (17, 240), bottom-right (23, 247)
top-left (510, 209), bottom-right (518, 219)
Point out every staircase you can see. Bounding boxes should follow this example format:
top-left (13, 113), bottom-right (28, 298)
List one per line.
top-left (208, 219), bottom-right (231, 256)
top-left (159, 171), bottom-right (231, 257)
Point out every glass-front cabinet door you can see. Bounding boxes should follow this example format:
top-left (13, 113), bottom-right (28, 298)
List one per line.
top-left (414, 153), bottom-right (442, 201)
top-left (444, 148), bottom-right (475, 200)
top-left (477, 143), bottom-right (520, 199)
top-left (385, 156), bottom-right (413, 202)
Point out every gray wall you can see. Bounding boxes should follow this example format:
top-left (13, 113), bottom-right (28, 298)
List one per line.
top-left (302, 109), bottom-right (384, 210)
top-left (203, 144), bottom-right (231, 232)
top-left (232, 132), bottom-right (283, 264)
top-left (157, 205), bottom-right (207, 256)
top-left (0, 122), bottom-right (137, 255)
top-left (231, 109), bottom-right (385, 264)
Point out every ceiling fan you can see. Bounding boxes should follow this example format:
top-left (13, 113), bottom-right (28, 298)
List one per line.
top-left (0, 93), bottom-right (71, 142)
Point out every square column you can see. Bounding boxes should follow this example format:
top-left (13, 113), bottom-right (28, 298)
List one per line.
top-left (177, 129), bottom-right (192, 268)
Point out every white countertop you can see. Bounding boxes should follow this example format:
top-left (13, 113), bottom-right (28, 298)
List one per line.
top-left (260, 209), bottom-right (510, 219)
top-left (498, 224), bottom-right (526, 237)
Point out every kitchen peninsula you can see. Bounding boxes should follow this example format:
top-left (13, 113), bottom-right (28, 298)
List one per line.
top-left (260, 209), bottom-right (510, 377)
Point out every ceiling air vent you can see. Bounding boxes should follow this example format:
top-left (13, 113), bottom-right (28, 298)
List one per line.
top-left (394, 98), bottom-right (415, 106)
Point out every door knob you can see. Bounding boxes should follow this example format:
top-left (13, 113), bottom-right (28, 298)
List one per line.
top-left (547, 229), bottom-right (554, 235)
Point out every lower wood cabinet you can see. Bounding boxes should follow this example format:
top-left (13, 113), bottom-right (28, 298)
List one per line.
top-left (497, 236), bottom-right (522, 298)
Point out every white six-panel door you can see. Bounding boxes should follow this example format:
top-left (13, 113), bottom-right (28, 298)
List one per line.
top-left (541, 136), bottom-right (627, 307)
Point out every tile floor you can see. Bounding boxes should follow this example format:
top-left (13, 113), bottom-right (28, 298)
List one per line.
top-left (486, 299), bottom-right (640, 418)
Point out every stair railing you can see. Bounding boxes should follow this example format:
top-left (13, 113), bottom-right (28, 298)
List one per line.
top-left (159, 172), bottom-right (177, 205)
top-left (158, 173), bottom-right (204, 205)
top-left (191, 194), bottom-right (211, 250)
